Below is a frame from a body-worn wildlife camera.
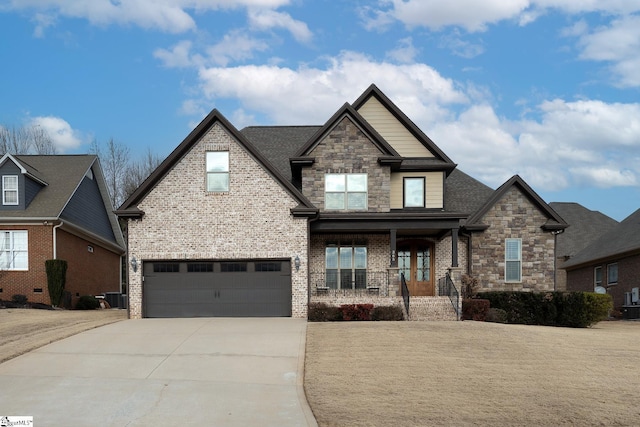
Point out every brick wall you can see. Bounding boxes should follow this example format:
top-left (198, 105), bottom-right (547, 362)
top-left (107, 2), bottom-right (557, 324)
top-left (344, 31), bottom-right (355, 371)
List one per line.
top-left (56, 229), bottom-right (121, 307)
top-left (567, 254), bottom-right (640, 309)
top-left (301, 117), bottom-right (391, 212)
top-left (0, 225), bottom-right (52, 304)
top-left (127, 123), bottom-right (309, 319)
top-left (471, 187), bottom-right (556, 291)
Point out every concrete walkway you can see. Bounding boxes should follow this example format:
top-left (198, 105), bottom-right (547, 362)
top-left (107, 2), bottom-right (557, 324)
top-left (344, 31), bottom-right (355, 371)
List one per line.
top-left (0, 318), bottom-right (317, 427)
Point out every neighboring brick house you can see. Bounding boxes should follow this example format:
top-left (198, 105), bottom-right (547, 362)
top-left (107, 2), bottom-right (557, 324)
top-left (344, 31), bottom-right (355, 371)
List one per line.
top-left (0, 154), bottom-right (125, 306)
top-left (549, 202), bottom-right (618, 291)
top-left (564, 208), bottom-right (640, 309)
top-left (117, 84), bottom-right (567, 319)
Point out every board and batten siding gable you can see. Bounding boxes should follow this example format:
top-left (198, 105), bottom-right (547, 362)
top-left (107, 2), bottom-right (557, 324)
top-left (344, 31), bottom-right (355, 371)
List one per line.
top-left (357, 96), bottom-right (434, 158)
top-left (390, 171), bottom-right (444, 209)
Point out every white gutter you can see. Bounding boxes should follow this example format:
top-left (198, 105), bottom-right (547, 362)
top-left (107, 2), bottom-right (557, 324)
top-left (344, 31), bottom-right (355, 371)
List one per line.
top-left (53, 221), bottom-right (64, 259)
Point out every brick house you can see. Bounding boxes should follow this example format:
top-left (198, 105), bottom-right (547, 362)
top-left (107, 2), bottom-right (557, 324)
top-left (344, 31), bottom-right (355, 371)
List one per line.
top-left (117, 84), bottom-right (567, 319)
top-left (0, 154), bottom-right (125, 306)
top-left (549, 202), bottom-right (618, 291)
top-left (564, 208), bottom-right (640, 310)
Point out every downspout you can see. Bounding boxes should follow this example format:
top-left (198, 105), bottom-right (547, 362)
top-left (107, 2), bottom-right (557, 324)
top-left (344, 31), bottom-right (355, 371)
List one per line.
top-left (52, 221), bottom-right (64, 259)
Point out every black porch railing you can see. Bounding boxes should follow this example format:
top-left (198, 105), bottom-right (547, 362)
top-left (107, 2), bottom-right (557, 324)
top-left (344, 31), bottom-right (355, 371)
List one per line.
top-left (438, 272), bottom-right (459, 319)
top-left (401, 272), bottom-right (409, 317)
top-left (310, 271), bottom-right (389, 296)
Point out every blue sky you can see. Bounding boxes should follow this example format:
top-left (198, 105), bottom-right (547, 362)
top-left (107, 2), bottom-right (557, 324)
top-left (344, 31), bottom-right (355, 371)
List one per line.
top-left (0, 0), bottom-right (639, 220)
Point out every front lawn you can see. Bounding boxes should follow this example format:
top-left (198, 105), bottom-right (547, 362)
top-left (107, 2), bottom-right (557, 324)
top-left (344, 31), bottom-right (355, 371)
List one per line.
top-left (305, 320), bottom-right (640, 426)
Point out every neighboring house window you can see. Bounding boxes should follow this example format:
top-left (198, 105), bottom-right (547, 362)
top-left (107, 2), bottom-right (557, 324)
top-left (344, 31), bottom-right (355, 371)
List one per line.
top-left (594, 266), bottom-right (602, 288)
top-left (607, 263), bottom-right (618, 285)
top-left (403, 177), bottom-right (425, 207)
top-left (505, 238), bottom-right (522, 282)
top-left (325, 245), bottom-right (367, 289)
top-left (2, 176), bottom-right (18, 205)
top-left (0, 230), bottom-right (28, 270)
top-left (325, 173), bottom-right (367, 210)
top-left (206, 151), bottom-right (229, 192)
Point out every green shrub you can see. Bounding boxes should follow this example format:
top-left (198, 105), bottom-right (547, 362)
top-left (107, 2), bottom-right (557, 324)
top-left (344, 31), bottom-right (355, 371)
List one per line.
top-left (371, 305), bottom-right (404, 321)
top-left (75, 295), bottom-right (100, 310)
top-left (11, 294), bottom-right (28, 305)
top-left (462, 298), bottom-right (490, 321)
top-left (478, 291), bottom-right (613, 328)
top-left (485, 307), bottom-right (508, 323)
top-left (308, 302), bottom-right (342, 321)
top-left (340, 304), bottom-right (374, 321)
top-left (45, 259), bottom-right (67, 307)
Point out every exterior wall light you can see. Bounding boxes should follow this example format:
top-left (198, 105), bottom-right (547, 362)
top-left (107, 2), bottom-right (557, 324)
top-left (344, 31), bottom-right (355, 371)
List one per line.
top-left (294, 255), bottom-right (301, 272)
top-left (130, 256), bottom-right (138, 273)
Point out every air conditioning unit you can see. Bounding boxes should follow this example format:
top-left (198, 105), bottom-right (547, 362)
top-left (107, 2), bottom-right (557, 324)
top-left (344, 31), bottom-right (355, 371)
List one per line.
top-left (624, 292), bottom-right (632, 306)
top-left (632, 287), bottom-right (639, 304)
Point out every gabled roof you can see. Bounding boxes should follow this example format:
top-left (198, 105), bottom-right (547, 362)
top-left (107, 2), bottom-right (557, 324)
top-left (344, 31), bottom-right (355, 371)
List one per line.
top-left (563, 208), bottom-right (640, 269)
top-left (444, 169), bottom-right (495, 215)
top-left (241, 126), bottom-right (321, 183)
top-left (117, 109), bottom-right (316, 217)
top-left (464, 175), bottom-right (568, 231)
top-left (293, 103), bottom-right (400, 158)
top-left (352, 84), bottom-right (456, 165)
top-left (0, 153), bottom-right (48, 186)
top-left (0, 155), bottom-right (125, 252)
top-left (0, 155), bottom-right (95, 219)
top-left (549, 202), bottom-right (619, 258)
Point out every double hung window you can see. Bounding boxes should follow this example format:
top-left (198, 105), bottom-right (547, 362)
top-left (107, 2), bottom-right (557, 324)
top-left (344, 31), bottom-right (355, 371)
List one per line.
top-left (2, 176), bottom-right (18, 205)
top-left (325, 245), bottom-right (367, 289)
top-left (325, 174), bottom-right (367, 210)
top-left (206, 152), bottom-right (229, 192)
top-left (505, 238), bottom-right (522, 283)
top-left (0, 230), bottom-right (28, 270)
top-left (594, 266), bottom-right (602, 288)
top-left (607, 263), bottom-right (618, 285)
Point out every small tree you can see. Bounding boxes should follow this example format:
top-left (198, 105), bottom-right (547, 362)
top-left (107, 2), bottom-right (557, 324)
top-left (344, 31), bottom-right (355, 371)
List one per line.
top-left (45, 259), bottom-right (67, 307)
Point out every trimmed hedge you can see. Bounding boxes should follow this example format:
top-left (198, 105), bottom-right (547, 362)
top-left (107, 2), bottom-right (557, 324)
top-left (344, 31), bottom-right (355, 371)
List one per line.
top-left (308, 302), bottom-right (404, 321)
top-left (477, 291), bottom-right (612, 328)
top-left (462, 298), bottom-right (490, 321)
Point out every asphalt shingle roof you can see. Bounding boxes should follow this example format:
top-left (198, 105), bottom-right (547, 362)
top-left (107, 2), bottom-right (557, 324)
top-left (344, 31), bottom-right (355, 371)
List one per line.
top-left (563, 208), bottom-right (640, 268)
top-left (444, 169), bottom-right (494, 215)
top-left (1, 155), bottom-right (96, 219)
top-left (549, 202), bottom-right (619, 258)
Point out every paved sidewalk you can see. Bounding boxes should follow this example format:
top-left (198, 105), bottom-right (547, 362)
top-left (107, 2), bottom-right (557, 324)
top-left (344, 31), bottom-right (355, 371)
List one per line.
top-left (0, 318), bottom-right (317, 427)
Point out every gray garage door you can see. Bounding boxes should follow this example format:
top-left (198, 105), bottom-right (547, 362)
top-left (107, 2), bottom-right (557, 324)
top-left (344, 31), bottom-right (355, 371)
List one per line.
top-left (142, 260), bottom-right (292, 318)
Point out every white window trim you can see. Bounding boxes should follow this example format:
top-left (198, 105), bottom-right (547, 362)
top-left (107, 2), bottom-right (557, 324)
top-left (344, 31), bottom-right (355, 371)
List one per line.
top-left (2, 175), bottom-right (19, 206)
top-left (0, 230), bottom-right (28, 271)
top-left (324, 173), bottom-right (368, 211)
top-left (505, 238), bottom-right (522, 283)
top-left (206, 151), bottom-right (229, 192)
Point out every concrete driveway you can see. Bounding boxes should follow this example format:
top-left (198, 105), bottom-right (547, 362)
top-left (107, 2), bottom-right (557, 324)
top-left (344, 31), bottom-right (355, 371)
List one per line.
top-left (0, 318), bottom-right (317, 427)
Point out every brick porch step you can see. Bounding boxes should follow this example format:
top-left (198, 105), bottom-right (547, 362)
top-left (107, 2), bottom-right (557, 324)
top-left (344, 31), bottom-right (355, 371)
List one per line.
top-left (409, 296), bottom-right (458, 321)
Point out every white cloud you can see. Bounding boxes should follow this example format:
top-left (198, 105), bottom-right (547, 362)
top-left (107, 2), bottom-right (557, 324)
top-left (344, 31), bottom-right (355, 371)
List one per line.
top-left (154, 40), bottom-right (201, 68)
top-left (385, 37), bottom-right (419, 64)
top-left (5, 0), bottom-right (294, 33)
top-left (196, 51), bottom-right (468, 125)
top-left (247, 8), bottom-right (312, 43)
top-left (438, 31), bottom-right (485, 58)
top-left (29, 116), bottom-right (83, 151)
top-left (206, 30), bottom-right (270, 66)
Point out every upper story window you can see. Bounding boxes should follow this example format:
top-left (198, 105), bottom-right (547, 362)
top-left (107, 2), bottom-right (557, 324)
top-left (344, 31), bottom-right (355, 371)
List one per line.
top-left (2, 176), bottom-right (18, 205)
top-left (325, 173), bottom-right (367, 210)
top-left (607, 263), bottom-right (618, 285)
top-left (505, 238), bottom-right (522, 283)
top-left (403, 177), bottom-right (425, 207)
top-left (0, 230), bottom-right (28, 270)
top-left (206, 151), bottom-right (229, 192)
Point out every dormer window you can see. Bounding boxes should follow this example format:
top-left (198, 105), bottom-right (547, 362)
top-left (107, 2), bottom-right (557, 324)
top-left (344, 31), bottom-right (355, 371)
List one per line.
top-left (2, 176), bottom-right (18, 206)
top-left (325, 173), bottom-right (367, 210)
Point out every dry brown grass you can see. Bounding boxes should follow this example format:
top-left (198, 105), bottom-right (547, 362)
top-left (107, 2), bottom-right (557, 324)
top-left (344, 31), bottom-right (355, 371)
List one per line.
top-left (0, 308), bottom-right (126, 364)
top-left (304, 320), bottom-right (640, 427)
